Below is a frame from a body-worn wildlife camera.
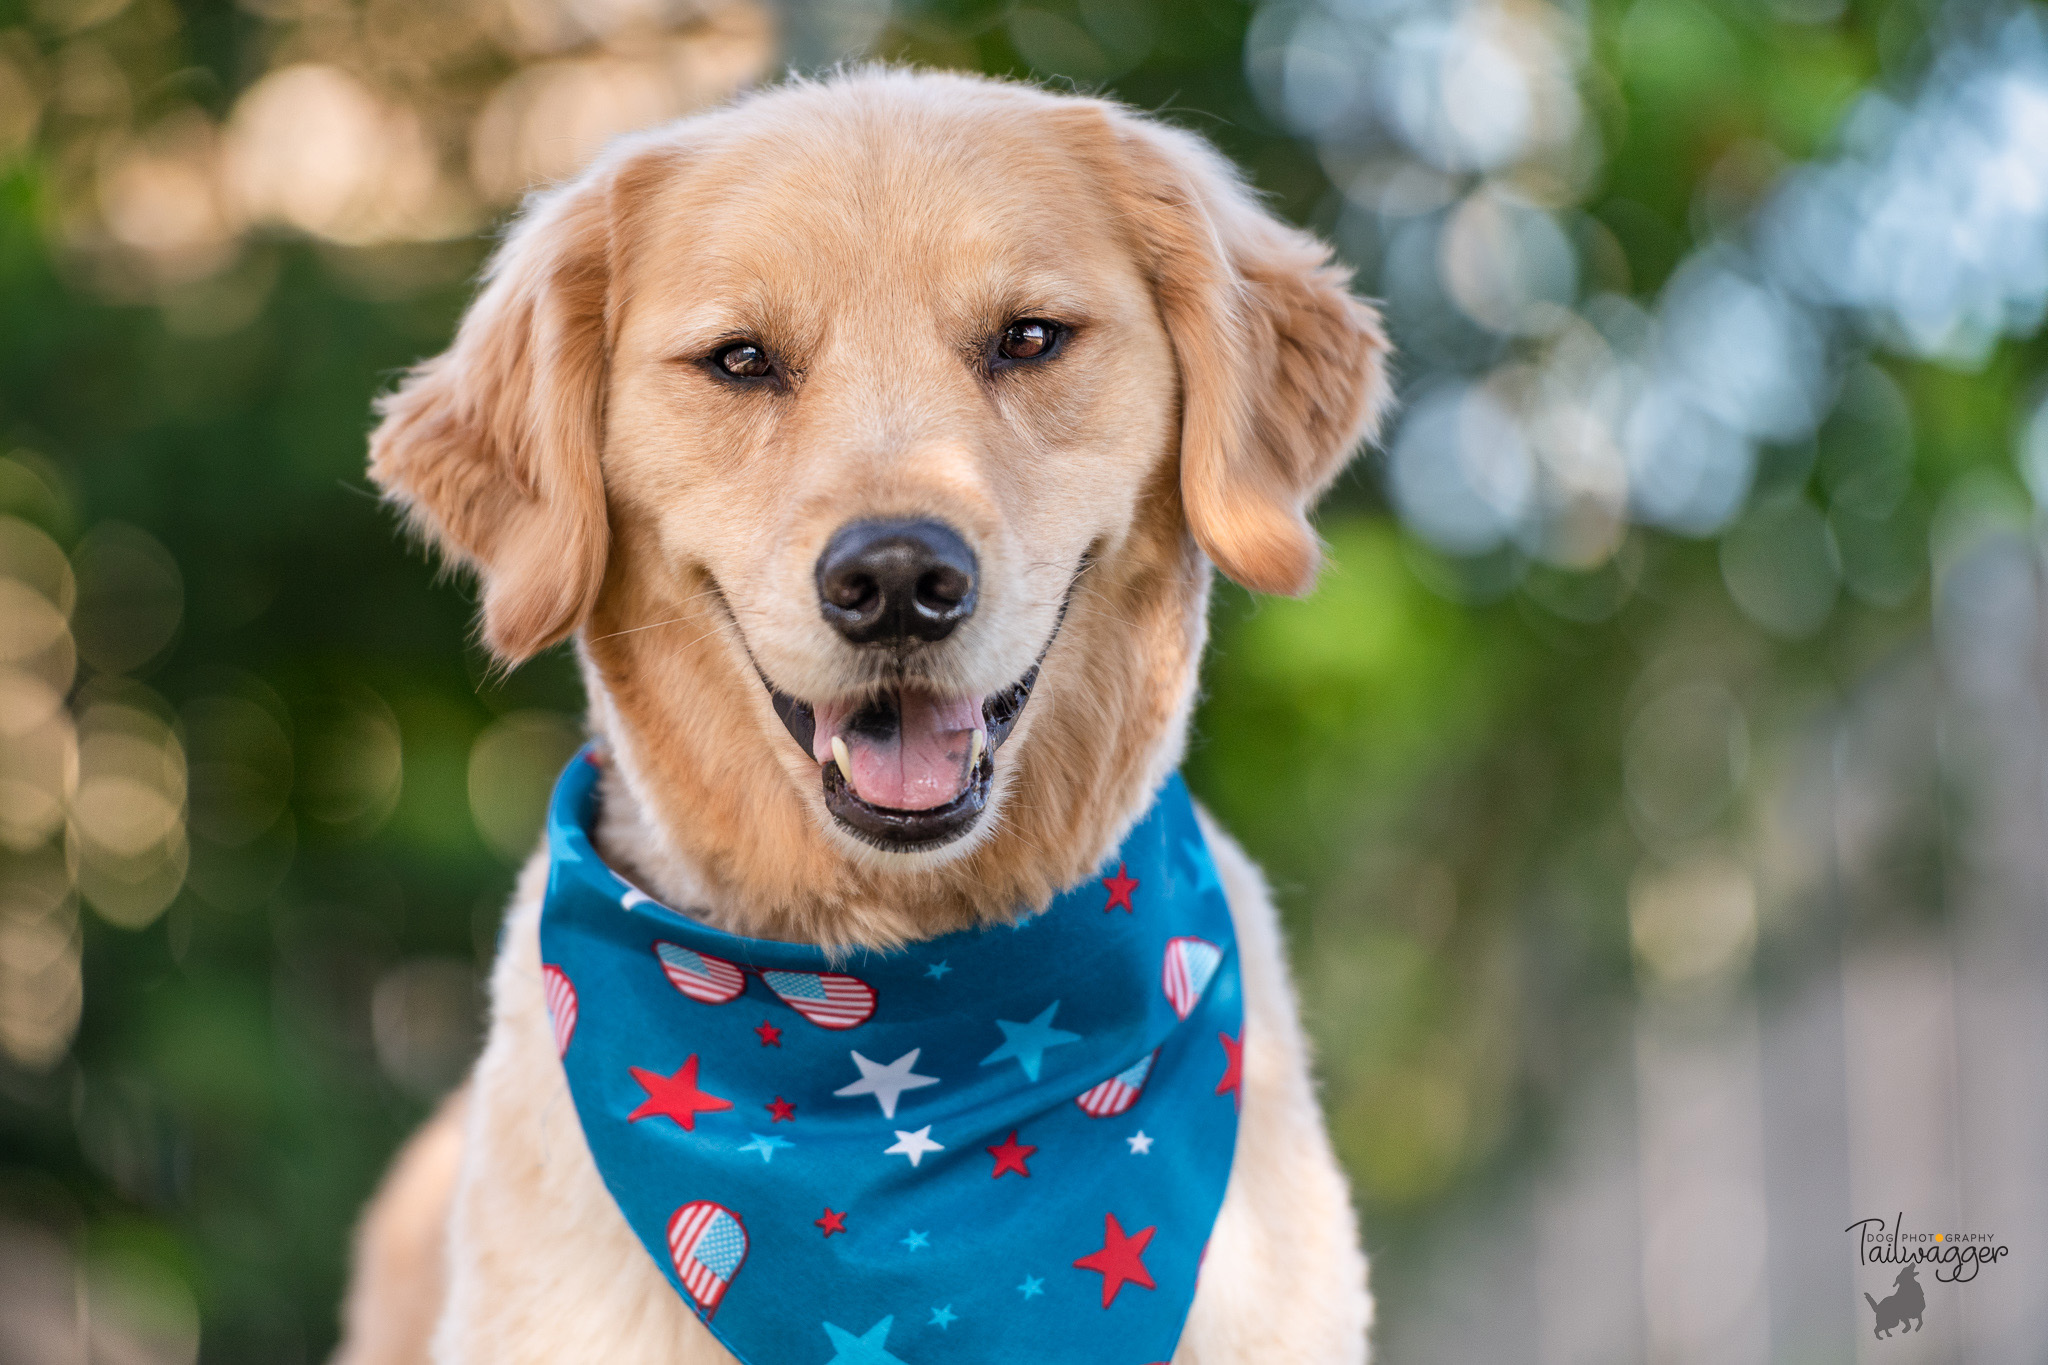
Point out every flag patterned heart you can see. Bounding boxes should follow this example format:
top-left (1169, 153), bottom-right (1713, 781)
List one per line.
top-left (656, 942), bottom-right (748, 1005)
top-left (668, 1200), bottom-right (747, 1317)
top-left (543, 964), bottom-right (577, 1057)
top-left (1162, 937), bottom-right (1222, 1020)
top-left (1076, 1048), bottom-right (1158, 1117)
top-left (760, 968), bottom-right (877, 1030)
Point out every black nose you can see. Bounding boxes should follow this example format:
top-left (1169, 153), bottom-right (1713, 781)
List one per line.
top-left (816, 518), bottom-right (978, 646)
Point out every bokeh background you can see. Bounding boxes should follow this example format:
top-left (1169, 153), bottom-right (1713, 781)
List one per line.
top-left (2, 0), bottom-right (2046, 1358)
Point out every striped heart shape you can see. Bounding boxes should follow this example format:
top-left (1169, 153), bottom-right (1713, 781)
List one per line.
top-left (760, 969), bottom-right (877, 1030)
top-left (1076, 1048), bottom-right (1159, 1117)
top-left (667, 1201), bottom-right (747, 1318)
top-left (542, 964), bottom-right (577, 1057)
top-left (655, 942), bottom-right (748, 1005)
top-left (1162, 936), bottom-right (1223, 1020)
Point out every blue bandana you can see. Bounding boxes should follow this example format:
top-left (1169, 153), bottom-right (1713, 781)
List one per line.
top-left (538, 747), bottom-right (1243, 1365)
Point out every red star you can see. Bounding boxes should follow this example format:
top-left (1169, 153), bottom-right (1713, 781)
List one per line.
top-left (987, 1129), bottom-right (1037, 1179)
top-left (755, 1020), bottom-right (783, 1047)
top-left (1216, 1031), bottom-right (1242, 1109)
top-left (1102, 863), bottom-right (1139, 913)
top-left (815, 1207), bottom-right (847, 1237)
top-left (1074, 1212), bottom-right (1156, 1307)
top-left (766, 1095), bottom-right (796, 1123)
top-left (626, 1056), bottom-right (733, 1131)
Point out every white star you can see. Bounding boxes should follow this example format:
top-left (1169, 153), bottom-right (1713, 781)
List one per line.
top-left (884, 1126), bottom-right (944, 1167)
top-left (1127, 1130), bottom-right (1153, 1155)
top-left (834, 1049), bottom-right (940, 1118)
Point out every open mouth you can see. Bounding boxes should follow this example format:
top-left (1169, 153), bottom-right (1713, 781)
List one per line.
top-left (765, 669), bottom-right (1039, 852)
top-left (727, 559), bottom-right (1081, 853)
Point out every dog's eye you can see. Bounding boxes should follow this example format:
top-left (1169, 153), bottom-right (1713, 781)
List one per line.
top-left (997, 320), bottom-right (1062, 363)
top-left (714, 342), bottom-right (773, 379)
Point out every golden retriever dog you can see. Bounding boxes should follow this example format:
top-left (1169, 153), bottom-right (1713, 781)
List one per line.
top-left (335, 67), bottom-right (1388, 1365)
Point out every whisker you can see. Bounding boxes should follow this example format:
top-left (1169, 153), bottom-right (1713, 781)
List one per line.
top-left (588, 588), bottom-right (725, 641)
top-left (667, 624), bottom-right (732, 656)
top-left (591, 615), bottom-right (696, 641)
top-left (1073, 597), bottom-right (1148, 632)
top-left (1005, 821), bottom-right (1060, 863)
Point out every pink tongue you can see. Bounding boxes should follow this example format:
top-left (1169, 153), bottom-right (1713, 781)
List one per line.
top-left (813, 688), bottom-right (987, 810)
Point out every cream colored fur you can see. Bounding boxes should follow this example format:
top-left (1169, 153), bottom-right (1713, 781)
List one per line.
top-left (337, 67), bottom-right (1385, 1365)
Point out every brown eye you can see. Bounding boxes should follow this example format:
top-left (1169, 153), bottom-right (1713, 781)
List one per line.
top-left (997, 319), bottom-right (1061, 362)
top-left (714, 342), bottom-right (773, 379)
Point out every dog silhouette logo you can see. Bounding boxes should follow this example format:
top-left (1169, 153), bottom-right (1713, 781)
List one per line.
top-left (1865, 1262), bottom-right (1925, 1338)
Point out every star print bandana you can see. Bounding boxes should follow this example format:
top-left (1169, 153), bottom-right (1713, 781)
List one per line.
top-left (539, 747), bottom-right (1243, 1365)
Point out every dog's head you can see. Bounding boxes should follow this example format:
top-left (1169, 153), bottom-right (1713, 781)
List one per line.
top-left (369, 70), bottom-right (1388, 942)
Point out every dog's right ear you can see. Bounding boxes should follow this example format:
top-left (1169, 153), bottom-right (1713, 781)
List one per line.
top-left (368, 143), bottom-right (675, 666)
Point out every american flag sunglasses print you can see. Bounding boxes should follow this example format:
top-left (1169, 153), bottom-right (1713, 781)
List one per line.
top-left (651, 943), bottom-right (877, 1029)
top-left (1162, 936), bottom-right (1223, 1021)
top-left (542, 965), bottom-right (577, 1057)
top-left (761, 969), bottom-right (877, 1030)
top-left (1076, 1048), bottom-right (1159, 1117)
top-left (667, 1201), bottom-right (748, 1317)
top-left (654, 942), bottom-right (748, 1005)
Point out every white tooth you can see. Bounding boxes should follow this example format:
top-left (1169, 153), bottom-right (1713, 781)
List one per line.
top-left (968, 728), bottom-right (986, 771)
top-left (831, 735), bottom-right (852, 779)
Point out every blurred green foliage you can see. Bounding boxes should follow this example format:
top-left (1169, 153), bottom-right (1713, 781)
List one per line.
top-left (0, 0), bottom-right (2040, 1359)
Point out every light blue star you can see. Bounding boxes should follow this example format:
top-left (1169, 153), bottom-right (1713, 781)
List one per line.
top-left (1017, 1274), bottom-right (1045, 1300)
top-left (900, 1229), bottom-right (930, 1251)
top-left (1182, 836), bottom-right (1222, 896)
top-left (925, 960), bottom-right (952, 981)
top-left (928, 1304), bottom-right (957, 1329)
top-left (980, 1001), bottom-right (1081, 1082)
top-left (737, 1132), bottom-right (793, 1163)
top-left (822, 1316), bottom-right (905, 1365)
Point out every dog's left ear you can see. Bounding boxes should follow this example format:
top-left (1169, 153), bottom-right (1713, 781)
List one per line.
top-left (1096, 112), bottom-right (1392, 595)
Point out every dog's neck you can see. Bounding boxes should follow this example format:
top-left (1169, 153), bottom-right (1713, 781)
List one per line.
top-left (571, 571), bottom-right (1212, 951)
top-left (587, 753), bottom-right (725, 920)
top-left (579, 684), bottom-right (1197, 951)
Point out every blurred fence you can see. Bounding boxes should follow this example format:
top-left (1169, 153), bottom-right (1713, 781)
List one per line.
top-left (1380, 512), bottom-right (2048, 1360)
